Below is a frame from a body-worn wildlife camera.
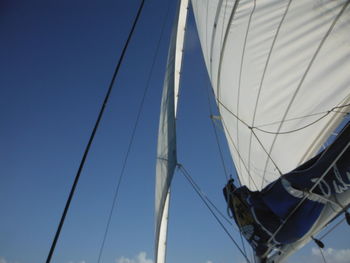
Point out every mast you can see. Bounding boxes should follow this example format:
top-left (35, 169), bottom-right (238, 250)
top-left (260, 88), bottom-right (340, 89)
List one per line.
top-left (155, 0), bottom-right (189, 262)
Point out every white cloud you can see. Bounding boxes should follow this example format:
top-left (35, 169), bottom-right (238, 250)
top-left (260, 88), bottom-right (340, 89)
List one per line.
top-left (206, 261), bottom-right (213, 263)
top-left (291, 247), bottom-right (350, 263)
top-left (0, 258), bottom-right (19, 263)
top-left (116, 252), bottom-right (153, 263)
top-left (311, 247), bottom-right (350, 263)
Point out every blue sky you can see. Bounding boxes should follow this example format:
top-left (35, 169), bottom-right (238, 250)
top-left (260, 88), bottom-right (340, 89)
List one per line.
top-left (0, 1), bottom-right (349, 263)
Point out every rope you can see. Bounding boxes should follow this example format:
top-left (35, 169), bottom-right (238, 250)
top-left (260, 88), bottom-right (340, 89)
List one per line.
top-left (217, 98), bottom-right (350, 184)
top-left (253, 104), bottom-right (350, 135)
top-left (178, 164), bottom-right (251, 263)
top-left (179, 164), bottom-right (234, 227)
top-left (204, 79), bottom-right (248, 254)
top-left (220, 118), bottom-right (259, 189)
top-left (45, 1), bottom-right (145, 262)
top-left (96, 0), bottom-right (173, 262)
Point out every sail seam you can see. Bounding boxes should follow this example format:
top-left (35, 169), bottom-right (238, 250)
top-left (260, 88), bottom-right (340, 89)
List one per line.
top-left (260, 0), bottom-right (350, 187)
top-left (218, 99), bottom-right (271, 188)
top-left (209, 0), bottom-right (224, 80)
top-left (237, 0), bottom-right (257, 188)
top-left (246, 0), bottom-right (292, 189)
top-left (216, 0), bottom-right (241, 101)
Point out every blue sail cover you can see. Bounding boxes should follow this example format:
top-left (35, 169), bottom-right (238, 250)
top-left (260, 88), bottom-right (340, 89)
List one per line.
top-left (225, 122), bottom-right (350, 255)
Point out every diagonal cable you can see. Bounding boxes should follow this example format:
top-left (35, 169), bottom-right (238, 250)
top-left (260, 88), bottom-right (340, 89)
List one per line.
top-left (96, 1), bottom-right (174, 262)
top-left (45, 1), bottom-right (145, 262)
top-left (178, 164), bottom-right (251, 263)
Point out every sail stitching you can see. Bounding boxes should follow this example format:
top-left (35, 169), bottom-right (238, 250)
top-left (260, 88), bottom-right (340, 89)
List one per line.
top-left (260, 0), bottom-right (350, 187)
top-left (237, 0), bottom-right (257, 188)
top-left (216, 0), bottom-right (241, 101)
top-left (209, 0), bottom-right (224, 80)
top-left (246, 0), bottom-right (292, 189)
top-left (216, 0), bottom-right (233, 100)
top-left (205, 0), bottom-right (209, 62)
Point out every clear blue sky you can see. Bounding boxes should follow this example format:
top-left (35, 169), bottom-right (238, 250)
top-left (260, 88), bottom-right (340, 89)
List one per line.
top-left (0, 1), bottom-right (349, 263)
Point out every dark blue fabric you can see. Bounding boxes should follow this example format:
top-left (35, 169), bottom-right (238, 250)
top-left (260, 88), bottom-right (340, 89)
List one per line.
top-left (248, 122), bottom-right (350, 244)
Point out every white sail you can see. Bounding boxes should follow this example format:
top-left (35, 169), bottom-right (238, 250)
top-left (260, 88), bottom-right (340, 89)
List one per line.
top-left (155, 0), bottom-right (189, 262)
top-left (191, 0), bottom-right (350, 190)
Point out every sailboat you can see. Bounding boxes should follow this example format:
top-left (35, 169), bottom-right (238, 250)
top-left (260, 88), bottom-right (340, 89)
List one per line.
top-left (155, 0), bottom-right (350, 262)
top-left (2, 0), bottom-right (349, 262)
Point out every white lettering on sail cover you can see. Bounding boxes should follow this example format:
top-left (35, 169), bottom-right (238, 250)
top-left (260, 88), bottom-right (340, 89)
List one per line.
top-left (311, 165), bottom-right (350, 198)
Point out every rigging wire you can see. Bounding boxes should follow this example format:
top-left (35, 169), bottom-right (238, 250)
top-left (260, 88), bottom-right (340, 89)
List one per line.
top-left (318, 246), bottom-right (328, 263)
top-left (202, 32), bottom-right (249, 253)
top-left (319, 217), bottom-right (347, 240)
top-left (267, 139), bottom-right (350, 244)
top-left (204, 78), bottom-right (249, 255)
top-left (218, 96), bottom-right (350, 189)
top-left (178, 164), bottom-right (234, 227)
top-left (45, 1), bottom-right (146, 263)
top-left (220, 117), bottom-right (259, 190)
top-left (253, 104), bottom-right (350, 135)
top-left (204, 79), bottom-right (230, 181)
top-left (178, 164), bottom-right (251, 263)
top-left (96, 0), bottom-right (174, 262)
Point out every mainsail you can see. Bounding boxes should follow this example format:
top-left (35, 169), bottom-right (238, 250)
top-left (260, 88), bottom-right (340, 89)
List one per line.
top-left (155, 0), bottom-right (189, 262)
top-left (191, 0), bottom-right (350, 190)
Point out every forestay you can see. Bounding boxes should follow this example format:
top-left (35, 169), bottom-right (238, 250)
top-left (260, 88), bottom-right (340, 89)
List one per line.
top-left (191, 0), bottom-right (350, 190)
top-left (155, 0), bottom-right (189, 262)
